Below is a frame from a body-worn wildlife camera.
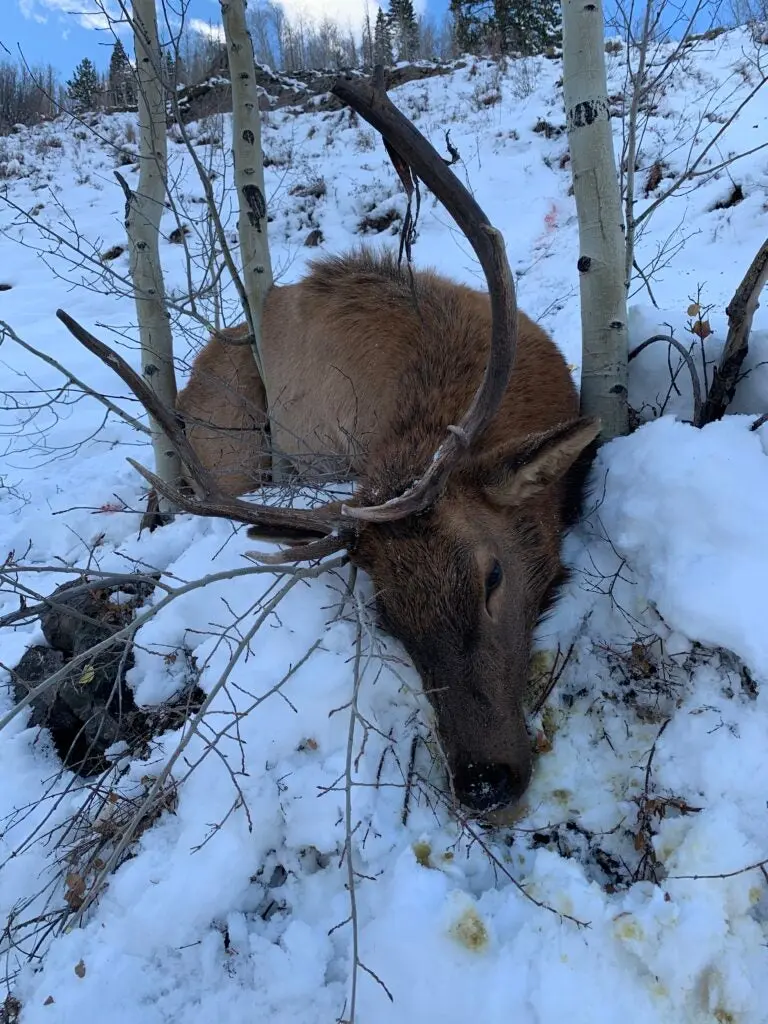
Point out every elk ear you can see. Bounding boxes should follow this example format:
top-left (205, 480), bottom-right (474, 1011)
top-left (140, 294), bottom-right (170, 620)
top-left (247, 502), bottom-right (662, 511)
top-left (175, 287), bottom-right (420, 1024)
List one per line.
top-left (481, 417), bottom-right (601, 508)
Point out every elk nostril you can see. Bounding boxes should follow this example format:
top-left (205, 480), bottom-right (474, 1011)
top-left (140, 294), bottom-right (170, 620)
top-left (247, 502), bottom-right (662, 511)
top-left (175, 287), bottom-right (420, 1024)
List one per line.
top-left (452, 761), bottom-right (529, 813)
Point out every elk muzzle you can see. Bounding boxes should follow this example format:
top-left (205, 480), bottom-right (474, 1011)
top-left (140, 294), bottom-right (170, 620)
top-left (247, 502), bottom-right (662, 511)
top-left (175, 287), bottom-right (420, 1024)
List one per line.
top-left (451, 753), bottom-right (533, 813)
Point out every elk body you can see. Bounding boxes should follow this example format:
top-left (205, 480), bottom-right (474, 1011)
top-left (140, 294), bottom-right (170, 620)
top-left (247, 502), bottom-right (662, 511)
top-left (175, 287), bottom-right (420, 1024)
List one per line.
top-left (177, 249), bottom-right (599, 813)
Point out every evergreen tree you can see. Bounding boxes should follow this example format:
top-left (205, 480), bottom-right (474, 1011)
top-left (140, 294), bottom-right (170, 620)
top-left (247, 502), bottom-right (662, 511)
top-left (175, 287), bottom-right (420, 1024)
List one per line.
top-left (362, 4), bottom-right (375, 69)
top-left (108, 39), bottom-right (135, 106)
top-left (450, 0), bottom-right (483, 52)
top-left (373, 8), bottom-right (394, 65)
top-left (164, 51), bottom-right (176, 88)
top-left (388, 0), bottom-right (420, 61)
top-left (66, 57), bottom-right (99, 111)
top-left (503, 0), bottom-right (560, 53)
top-left (449, 0), bottom-right (560, 55)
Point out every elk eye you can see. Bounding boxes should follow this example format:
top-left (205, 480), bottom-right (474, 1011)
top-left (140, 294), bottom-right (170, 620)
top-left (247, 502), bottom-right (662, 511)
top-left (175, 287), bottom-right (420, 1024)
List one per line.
top-left (485, 560), bottom-right (503, 604)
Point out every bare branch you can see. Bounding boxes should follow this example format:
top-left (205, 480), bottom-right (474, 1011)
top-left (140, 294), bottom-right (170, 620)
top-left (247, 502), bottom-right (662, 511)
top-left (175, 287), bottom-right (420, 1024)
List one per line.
top-left (0, 319), bottom-right (151, 436)
top-left (629, 332), bottom-right (704, 425)
top-left (700, 237), bottom-right (768, 423)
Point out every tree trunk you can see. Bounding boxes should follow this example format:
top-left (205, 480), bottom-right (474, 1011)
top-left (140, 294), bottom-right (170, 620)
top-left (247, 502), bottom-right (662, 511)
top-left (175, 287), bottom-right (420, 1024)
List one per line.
top-left (220, 0), bottom-right (281, 475)
top-left (129, 0), bottom-right (182, 515)
top-left (219, 0), bottom-right (274, 382)
top-left (562, 0), bottom-right (629, 440)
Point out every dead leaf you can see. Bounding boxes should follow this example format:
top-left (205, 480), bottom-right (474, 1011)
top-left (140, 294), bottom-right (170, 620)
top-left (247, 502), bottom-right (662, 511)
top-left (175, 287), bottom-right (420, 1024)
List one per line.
top-left (44, 996), bottom-right (55, 1006)
top-left (64, 872), bottom-right (86, 909)
top-left (534, 729), bottom-right (553, 754)
top-left (74, 959), bottom-right (86, 979)
top-left (687, 302), bottom-right (701, 316)
top-left (77, 664), bottom-right (95, 687)
top-left (691, 319), bottom-right (712, 340)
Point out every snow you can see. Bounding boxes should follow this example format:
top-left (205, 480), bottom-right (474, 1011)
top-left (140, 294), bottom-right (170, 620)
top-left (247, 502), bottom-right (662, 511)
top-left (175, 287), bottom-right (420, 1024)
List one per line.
top-left (1, 28), bottom-right (767, 1024)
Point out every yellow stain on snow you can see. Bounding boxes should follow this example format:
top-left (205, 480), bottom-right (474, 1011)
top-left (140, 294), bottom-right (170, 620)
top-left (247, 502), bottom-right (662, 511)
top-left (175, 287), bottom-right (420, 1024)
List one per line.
top-left (450, 906), bottom-right (489, 952)
top-left (748, 886), bottom-right (763, 905)
top-left (412, 841), bottom-right (433, 869)
top-left (612, 912), bottom-right (644, 943)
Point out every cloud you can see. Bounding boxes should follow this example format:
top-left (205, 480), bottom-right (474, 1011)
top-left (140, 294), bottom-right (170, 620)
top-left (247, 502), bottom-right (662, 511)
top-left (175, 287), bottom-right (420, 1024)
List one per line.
top-left (189, 17), bottom-right (225, 43)
top-left (190, 0), bottom-right (427, 38)
top-left (17, 0), bottom-right (118, 31)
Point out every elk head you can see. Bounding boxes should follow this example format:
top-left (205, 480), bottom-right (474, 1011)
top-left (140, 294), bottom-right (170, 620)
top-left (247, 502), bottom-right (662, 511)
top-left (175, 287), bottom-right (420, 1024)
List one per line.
top-left (345, 418), bottom-right (599, 812)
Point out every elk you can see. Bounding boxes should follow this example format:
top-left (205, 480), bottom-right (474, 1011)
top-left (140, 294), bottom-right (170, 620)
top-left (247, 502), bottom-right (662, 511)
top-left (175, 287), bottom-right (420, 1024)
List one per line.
top-left (57, 72), bottom-right (599, 815)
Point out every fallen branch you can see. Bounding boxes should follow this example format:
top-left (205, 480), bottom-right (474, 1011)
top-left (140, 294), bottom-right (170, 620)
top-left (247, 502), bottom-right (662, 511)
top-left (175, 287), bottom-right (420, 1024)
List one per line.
top-left (700, 238), bottom-right (768, 424)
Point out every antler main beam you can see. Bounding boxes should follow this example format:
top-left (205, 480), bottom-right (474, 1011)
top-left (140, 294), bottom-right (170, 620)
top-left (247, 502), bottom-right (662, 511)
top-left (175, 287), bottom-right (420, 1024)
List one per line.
top-left (330, 67), bottom-right (518, 523)
top-left (55, 310), bottom-right (345, 543)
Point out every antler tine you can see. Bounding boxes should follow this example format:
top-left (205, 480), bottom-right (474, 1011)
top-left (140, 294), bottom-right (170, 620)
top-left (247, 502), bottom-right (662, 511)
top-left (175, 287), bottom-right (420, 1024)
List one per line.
top-left (244, 533), bottom-right (348, 565)
top-left (127, 459), bottom-right (343, 538)
top-left (56, 310), bottom-right (346, 545)
top-left (331, 68), bottom-right (518, 524)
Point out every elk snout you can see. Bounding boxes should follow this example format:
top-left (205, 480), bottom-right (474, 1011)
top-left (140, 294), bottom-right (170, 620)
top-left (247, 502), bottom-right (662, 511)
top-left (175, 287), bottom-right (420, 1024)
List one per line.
top-left (451, 752), bottom-right (533, 813)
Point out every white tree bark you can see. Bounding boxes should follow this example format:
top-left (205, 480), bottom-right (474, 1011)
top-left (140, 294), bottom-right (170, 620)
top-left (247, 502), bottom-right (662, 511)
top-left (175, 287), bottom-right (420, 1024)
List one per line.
top-left (562, 0), bottom-right (629, 439)
top-left (129, 0), bottom-right (182, 514)
top-left (219, 0), bottom-right (274, 385)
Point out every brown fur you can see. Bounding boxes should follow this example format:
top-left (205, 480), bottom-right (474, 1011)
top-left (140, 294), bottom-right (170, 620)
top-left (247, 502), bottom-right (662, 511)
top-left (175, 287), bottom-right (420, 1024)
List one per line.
top-left (176, 248), bottom-right (597, 812)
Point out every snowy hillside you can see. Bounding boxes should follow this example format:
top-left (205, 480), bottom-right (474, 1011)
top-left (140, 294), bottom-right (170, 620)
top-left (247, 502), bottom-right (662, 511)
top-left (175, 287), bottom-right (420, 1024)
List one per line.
top-left (1, 28), bottom-right (767, 1024)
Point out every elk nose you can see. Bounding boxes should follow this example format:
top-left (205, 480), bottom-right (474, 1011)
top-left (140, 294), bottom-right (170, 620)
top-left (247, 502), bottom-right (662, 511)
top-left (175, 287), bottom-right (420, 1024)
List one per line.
top-left (452, 760), bottom-right (530, 813)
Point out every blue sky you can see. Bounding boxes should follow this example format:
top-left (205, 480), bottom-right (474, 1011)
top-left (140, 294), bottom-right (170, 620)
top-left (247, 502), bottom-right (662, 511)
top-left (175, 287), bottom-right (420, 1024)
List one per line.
top-left (3, 0), bottom-right (438, 73)
top-left (4, 1), bottom-right (227, 73)
top-left (2, 0), bottom-right (728, 77)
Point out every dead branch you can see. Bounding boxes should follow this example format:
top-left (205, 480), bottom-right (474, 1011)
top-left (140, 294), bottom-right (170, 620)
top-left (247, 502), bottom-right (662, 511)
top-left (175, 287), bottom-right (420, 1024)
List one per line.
top-left (700, 238), bottom-right (768, 424)
top-left (0, 571), bottom-right (165, 629)
top-left (668, 856), bottom-right (768, 881)
top-left (629, 333), bottom-right (704, 425)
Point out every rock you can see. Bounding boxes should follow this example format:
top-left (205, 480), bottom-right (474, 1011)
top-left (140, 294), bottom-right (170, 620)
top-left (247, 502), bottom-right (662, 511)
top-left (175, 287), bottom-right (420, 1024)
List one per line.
top-left (13, 578), bottom-right (158, 775)
top-left (41, 577), bottom-right (156, 655)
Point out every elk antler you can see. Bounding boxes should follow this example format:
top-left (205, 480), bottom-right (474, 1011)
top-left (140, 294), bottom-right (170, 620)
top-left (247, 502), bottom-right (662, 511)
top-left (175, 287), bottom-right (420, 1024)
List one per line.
top-left (55, 310), bottom-right (350, 556)
top-left (56, 68), bottom-right (518, 556)
top-left (330, 66), bottom-right (518, 523)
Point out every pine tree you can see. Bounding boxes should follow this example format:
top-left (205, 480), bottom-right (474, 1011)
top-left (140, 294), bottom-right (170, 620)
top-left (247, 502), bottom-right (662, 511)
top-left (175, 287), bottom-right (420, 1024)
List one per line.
top-left (450, 0), bottom-right (482, 52)
top-left (362, 4), bottom-right (375, 69)
top-left (388, 0), bottom-right (419, 61)
top-left (503, 0), bottom-right (560, 53)
top-left (67, 57), bottom-right (100, 111)
top-left (164, 51), bottom-right (176, 89)
top-left (373, 8), bottom-right (394, 65)
top-left (449, 0), bottom-right (560, 55)
top-left (108, 39), bottom-right (134, 106)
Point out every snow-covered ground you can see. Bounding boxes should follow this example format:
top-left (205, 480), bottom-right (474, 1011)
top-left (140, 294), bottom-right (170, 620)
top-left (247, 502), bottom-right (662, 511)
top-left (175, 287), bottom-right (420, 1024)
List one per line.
top-left (1, 28), bottom-right (767, 1024)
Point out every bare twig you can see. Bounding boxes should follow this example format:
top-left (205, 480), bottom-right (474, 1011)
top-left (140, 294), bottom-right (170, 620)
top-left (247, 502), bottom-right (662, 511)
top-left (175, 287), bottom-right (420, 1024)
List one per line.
top-left (0, 320), bottom-right (150, 436)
